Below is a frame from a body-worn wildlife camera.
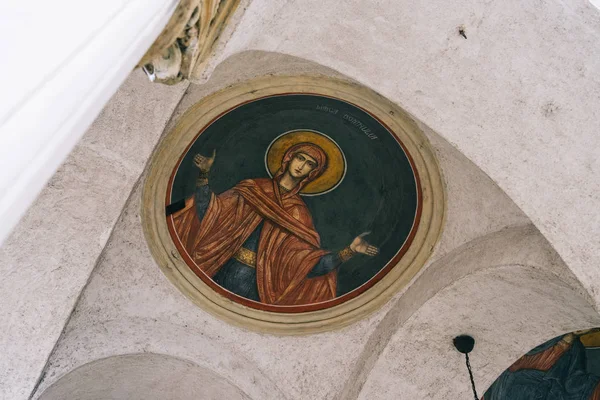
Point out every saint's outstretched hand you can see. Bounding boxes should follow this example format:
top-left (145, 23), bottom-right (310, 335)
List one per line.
top-left (193, 150), bottom-right (216, 173)
top-left (350, 232), bottom-right (379, 257)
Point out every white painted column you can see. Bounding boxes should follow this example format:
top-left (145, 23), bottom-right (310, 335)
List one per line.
top-left (0, 2), bottom-right (183, 399)
top-left (0, 0), bottom-right (178, 244)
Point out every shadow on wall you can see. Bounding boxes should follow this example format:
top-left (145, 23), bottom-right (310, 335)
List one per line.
top-left (483, 328), bottom-right (600, 400)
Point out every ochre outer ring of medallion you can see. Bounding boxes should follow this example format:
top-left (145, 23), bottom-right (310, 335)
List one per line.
top-left (142, 76), bottom-right (446, 334)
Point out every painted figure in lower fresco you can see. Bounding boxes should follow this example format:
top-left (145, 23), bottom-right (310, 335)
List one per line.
top-left (171, 142), bottom-right (379, 306)
top-left (483, 329), bottom-right (600, 400)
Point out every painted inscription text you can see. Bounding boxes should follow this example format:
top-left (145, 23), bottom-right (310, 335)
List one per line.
top-left (343, 114), bottom-right (378, 140)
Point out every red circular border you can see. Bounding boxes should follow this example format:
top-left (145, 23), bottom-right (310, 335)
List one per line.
top-left (165, 93), bottom-right (423, 313)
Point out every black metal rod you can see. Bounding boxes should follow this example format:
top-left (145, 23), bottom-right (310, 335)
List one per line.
top-left (465, 353), bottom-right (479, 400)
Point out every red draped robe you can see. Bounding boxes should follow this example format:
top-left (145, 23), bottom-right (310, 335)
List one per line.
top-left (171, 178), bottom-right (337, 305)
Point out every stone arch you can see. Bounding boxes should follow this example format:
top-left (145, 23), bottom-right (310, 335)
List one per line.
top-left (32, 317), bottom-right (289, 400)
top-left (37, 353), bottom-right (252, 400)
top-left (336, 224), bottom-right (600, 399)
top-left (355, 263), bottom-right (600, 399)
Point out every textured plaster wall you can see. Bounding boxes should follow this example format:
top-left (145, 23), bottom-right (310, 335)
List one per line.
top-left (0, 72), bottom-right (188, 400)
top-left (216, 0), bottom-right (600, 308)
top-left (30, 53), bottom-right (596, 400)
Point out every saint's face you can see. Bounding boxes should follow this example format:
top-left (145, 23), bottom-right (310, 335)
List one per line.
top-left (288, 152), bottom-right (318, 179)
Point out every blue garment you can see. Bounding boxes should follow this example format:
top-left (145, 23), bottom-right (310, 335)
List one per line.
top-left (483, 337), bottom-right (600, 400)
top-left (194, 185), bottom-right (342, 301)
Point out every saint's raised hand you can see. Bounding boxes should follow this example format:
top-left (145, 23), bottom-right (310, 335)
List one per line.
top-left (193, 150), bottom-right (216, 173)
top-left (350, 232), bottom-right (379, 257)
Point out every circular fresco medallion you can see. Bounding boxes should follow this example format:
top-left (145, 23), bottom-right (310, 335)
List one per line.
top-left (142, 76), bottom-right (445, 334)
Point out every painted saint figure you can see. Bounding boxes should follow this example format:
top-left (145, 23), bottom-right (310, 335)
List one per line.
top-left (483, 329), bottom-right (600, 400)
top-left (171, 143), bottom-right (379, 306)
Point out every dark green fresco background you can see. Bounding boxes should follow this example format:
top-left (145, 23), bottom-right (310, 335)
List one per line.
top-left (170, 94), bottom-right (418, 296)
top-left (483, 332), bottom-right (600, 398)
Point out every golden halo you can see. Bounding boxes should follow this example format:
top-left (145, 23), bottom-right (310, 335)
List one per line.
top-left (581, 330), bottom-right (600, 348)
top-left (265, 130), bottom-right (346, 196)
